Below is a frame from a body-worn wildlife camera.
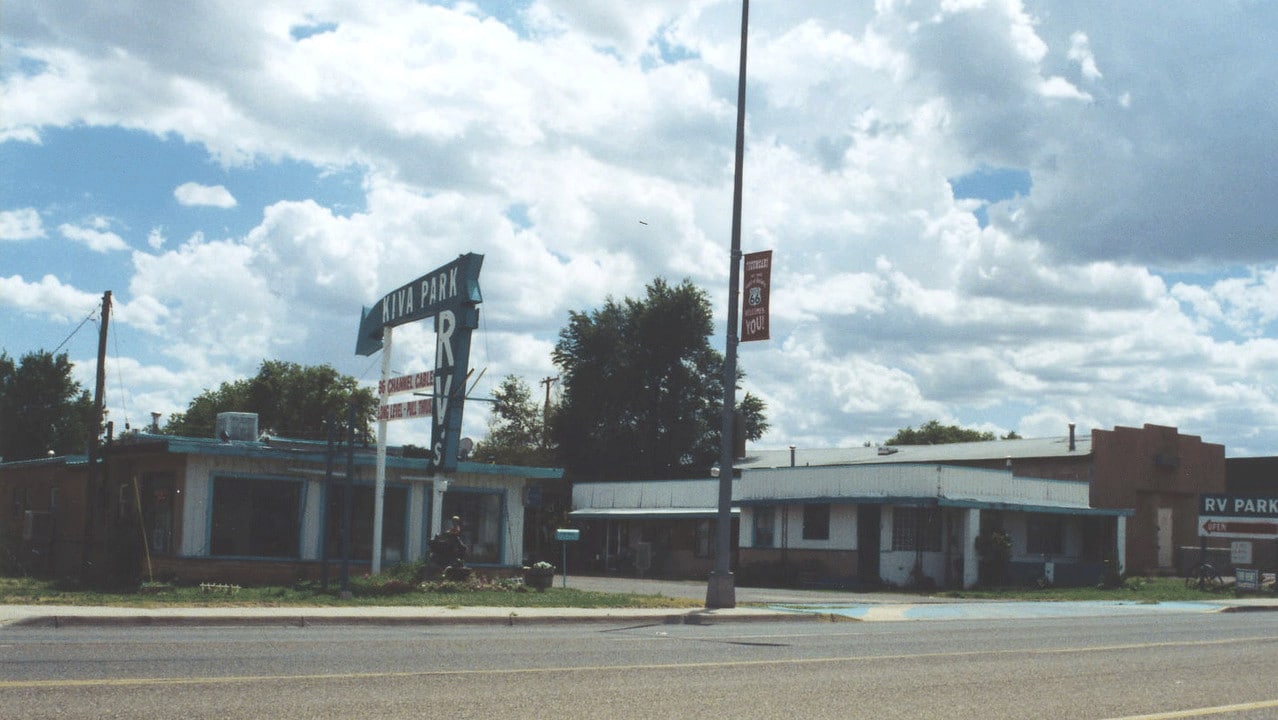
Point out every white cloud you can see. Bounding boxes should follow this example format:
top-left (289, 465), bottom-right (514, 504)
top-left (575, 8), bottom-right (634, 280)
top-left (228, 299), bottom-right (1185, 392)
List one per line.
top-left (58, 222), bottom-right (128, 252)
top-left (0, 208), bottom-right (45, 241)
top-left (173, 182), bottom-right (237, 208)
top-left (4, 0), bottom-right (1278, 455)
top-left (147, 227), bottom-right (166, 249)
top-left (1067, 31), bottom-right (1102, 80)
top-left (0, 274), bottom-right (101, 322)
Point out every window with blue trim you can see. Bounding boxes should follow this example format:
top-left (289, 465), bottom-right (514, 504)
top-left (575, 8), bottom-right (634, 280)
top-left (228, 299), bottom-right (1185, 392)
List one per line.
top-left (753, 506), bottom-right (775, 548)
top-left (324, 485), bottom-right (408, 565)
top-left (892, 507), bottom-right (941, 552)
top-left (803, 503), bottom-right (830, 540)
top-left (210, 476), bottom-right (300, 558)
top-left (1026, 513), bottom-right (1064, 555)
top-left (442, 491), bottom-right (503, 564)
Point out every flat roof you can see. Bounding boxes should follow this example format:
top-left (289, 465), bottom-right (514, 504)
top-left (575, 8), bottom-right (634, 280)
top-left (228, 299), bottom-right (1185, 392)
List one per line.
top-left (569, 508), bottom-right (739, 520)
top-left (739, 435), bottom-right (1090, 469)
top-left (99, 433), bottom-right (563, 479)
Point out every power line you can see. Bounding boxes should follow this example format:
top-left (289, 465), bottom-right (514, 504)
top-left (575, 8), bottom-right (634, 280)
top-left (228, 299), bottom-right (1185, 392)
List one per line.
top-left (50, 306), bottom-right (98, 355)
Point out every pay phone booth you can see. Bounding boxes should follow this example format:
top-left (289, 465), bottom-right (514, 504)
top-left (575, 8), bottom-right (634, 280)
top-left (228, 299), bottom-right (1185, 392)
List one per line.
top-left (555, 528), bottom-right (580, 588)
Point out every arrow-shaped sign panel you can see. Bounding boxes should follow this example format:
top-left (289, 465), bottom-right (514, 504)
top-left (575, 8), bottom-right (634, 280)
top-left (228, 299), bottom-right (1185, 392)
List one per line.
top-left (1198, 516), bottom-right (1278, 539)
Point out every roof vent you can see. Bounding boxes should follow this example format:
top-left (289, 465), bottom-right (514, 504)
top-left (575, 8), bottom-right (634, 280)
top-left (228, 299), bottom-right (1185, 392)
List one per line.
top-left (216, 412), bottom-right (259, 442)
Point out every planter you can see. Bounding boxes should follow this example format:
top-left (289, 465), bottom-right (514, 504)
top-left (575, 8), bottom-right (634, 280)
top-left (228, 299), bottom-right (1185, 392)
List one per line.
top-left (523, 567), bottom-right (555, 592)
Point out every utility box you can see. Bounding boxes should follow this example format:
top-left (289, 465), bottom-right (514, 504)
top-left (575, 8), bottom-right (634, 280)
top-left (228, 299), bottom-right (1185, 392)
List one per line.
top-left (216, 412), bottom-right (259, 441)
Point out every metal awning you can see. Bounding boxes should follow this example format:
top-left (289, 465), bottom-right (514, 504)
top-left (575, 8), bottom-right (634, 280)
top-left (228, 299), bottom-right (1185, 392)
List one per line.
top-left (569, 508), bottom-right (739, 520)
top-left (938, 498), bottom-right (1134, 517)
top-left (733, 495), bottom-right (1133, 517)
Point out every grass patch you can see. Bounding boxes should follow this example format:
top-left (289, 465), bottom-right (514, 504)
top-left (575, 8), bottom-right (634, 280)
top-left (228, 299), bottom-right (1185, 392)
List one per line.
top-left (0, 575), bottom-right (701, 610)
top-left (936, 576), bottom-right (1251, 602)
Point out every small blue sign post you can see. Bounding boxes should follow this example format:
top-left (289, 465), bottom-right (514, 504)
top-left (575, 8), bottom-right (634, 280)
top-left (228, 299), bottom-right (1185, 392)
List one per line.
top-left (555, 528), bottom-right (580, 588)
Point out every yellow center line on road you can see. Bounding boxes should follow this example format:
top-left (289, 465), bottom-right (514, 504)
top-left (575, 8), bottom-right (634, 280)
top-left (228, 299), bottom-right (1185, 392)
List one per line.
top-left (3, 634), bottom-right (1276, 691)
top-left (1103, 698), bottom-right (1278, 719)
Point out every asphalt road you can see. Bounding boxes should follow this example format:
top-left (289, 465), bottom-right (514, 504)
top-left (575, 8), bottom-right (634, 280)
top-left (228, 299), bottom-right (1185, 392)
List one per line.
top-left (4, 611), bottom-right (1278, 719)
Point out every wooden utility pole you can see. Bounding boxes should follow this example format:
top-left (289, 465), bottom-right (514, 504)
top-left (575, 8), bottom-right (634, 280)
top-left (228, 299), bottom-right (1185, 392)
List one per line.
top-left (82, 290), bottom-right (111, 583)
top-left (539, 376), bottom-right (557, 448)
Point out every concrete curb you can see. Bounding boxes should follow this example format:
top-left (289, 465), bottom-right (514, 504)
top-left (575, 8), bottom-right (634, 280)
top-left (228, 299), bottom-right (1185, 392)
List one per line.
top-left (1217, 603), bottom-right (1278, 613)
top-left (3, 608), bottom-right (818, 629)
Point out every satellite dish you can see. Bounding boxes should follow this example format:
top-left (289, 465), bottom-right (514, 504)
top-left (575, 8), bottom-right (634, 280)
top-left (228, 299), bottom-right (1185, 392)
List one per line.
top-left (459, 437), bottom-right (474, 460)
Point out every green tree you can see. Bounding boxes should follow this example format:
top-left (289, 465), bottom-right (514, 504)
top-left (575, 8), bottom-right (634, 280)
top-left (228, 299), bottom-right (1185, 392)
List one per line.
top-left (0, 350), bottom-right (97, 461)
top-left (736, 392), bottom-right (770, 446)
top-left (164, 360), bottom-right (377, 442)
top-left (885, 419), bottom-right (995, 446)
top-left (473, 375), bottom-right (556, 466)
top-left (551, 278), bottom-right (767, 480)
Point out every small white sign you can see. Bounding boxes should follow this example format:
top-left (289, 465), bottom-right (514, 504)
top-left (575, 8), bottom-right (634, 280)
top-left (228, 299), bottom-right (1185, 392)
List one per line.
top-left (1231, 540), bottom-right (1253, 565)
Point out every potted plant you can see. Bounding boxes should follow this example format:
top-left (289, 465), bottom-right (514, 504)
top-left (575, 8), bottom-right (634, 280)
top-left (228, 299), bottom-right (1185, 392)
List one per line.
top-left (523, 561), bottom-right (555, 591)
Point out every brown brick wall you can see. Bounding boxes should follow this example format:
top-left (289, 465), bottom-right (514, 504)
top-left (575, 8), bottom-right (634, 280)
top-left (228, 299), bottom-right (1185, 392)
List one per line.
top-left (1091, 424), bottom-right (1225, 574)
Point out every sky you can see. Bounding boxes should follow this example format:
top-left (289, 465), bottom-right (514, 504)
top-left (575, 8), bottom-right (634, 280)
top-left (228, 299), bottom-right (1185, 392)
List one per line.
top-left (3, 0), bottom-right (1277, 459)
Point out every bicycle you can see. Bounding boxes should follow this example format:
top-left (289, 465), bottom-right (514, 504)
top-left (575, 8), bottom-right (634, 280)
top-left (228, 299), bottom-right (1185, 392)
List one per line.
top-left (1184, 561), bottom-right (1224, 591)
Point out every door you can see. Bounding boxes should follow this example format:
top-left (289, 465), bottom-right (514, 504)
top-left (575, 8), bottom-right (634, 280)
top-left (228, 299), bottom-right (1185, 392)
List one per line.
top-left (857, 505), bottom-right (881, 586)
top-left (1156, 507), bottom-right (1173, 568)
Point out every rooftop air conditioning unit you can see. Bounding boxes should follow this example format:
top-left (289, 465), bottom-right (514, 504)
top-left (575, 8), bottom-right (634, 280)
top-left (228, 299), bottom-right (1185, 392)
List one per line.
top-left (215, 412), bottom-right (259, 442)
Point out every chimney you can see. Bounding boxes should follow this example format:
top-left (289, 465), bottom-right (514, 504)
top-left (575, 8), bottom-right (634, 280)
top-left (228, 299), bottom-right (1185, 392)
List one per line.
top-left (789, 445), bottom-right (796, 467)
top-left (1068, 423), bottom-right (1076, 451)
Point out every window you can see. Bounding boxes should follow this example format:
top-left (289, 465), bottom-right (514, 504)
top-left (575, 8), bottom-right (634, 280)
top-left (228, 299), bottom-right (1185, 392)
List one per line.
top-left (802, 503), bottom-right (830, 540)
top-left (324, 484), bottom-right (408, 565)
top-left (442, 491), bottom-right (503, 564)
top-left (141, 473), bottom-right (175, 555)
top-left (752, 506), bottom-right (775, 548)
top-left (695, 520), bottom-right (713, 558)
top-left (1026, 514), bottom-right (1064, 555)
top-left (892, 507), bottom-right (941, 552)
top-left (210, 476), bottom-right (301, 558)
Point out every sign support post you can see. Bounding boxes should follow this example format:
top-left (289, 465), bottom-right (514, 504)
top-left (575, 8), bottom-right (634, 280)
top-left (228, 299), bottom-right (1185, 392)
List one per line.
top-left (555, 528), bottom-right (580, 588)
top-left (356, 253), bottom-right (484, 576)
top-left (372, 325), bottom-right (393, 574)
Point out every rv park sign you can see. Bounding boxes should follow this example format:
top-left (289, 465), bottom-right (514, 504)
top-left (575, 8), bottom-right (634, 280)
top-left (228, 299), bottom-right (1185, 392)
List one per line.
top-left (1198, 494), bottom-right (1278, 539)
top-left (356, 253), bottom-right (483, 474)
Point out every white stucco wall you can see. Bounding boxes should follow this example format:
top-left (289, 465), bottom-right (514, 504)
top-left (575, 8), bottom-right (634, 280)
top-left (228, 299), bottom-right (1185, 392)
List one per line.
top-left (173, 451), bottom-right (526, 567)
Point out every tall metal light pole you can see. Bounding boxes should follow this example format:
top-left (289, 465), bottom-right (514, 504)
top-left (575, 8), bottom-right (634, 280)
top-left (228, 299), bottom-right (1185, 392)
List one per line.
top-left (706, 0), bottom-right (749, 610)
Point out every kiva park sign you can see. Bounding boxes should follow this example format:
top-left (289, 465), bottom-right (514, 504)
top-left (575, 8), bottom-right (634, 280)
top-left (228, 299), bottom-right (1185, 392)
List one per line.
top-left (356, 253), bottom-right (484, 473)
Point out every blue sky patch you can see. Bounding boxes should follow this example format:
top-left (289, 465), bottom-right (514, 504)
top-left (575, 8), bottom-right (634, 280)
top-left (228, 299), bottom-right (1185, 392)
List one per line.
top-left (950, 166), bottom-right (1032, 227)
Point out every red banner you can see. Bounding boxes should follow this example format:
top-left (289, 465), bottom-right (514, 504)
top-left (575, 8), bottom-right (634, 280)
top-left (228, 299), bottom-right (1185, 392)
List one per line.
top-left (741, 250), bottom-right (772, 342)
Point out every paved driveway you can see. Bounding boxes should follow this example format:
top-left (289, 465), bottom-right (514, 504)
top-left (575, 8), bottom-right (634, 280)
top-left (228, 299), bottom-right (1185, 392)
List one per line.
top-left (562, 574), bottom-right (952, 605)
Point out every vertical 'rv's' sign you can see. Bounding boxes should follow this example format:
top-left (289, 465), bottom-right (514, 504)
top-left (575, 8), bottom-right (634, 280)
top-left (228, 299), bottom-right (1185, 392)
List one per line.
top-left (356, 253), bottom-right (483, 473)
top-left (741, 250), bottom-right (772, 342)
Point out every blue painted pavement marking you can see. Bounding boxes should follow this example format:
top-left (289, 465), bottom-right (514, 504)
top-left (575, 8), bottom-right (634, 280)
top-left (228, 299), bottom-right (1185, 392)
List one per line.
top-left (771, 601), bottom-right (1221, 622)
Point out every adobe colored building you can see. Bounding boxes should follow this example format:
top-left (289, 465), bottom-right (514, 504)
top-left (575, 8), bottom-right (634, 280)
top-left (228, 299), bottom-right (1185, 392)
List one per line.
top-left (1089, 424), bottom-right (1225, 574)
top-left (569, 423), bottom-right (1226, 584)
top-left (0, 416), bottom-right (560, 586)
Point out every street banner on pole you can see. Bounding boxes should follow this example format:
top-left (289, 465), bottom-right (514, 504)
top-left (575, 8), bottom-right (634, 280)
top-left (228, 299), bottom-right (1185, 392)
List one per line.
top-left (741, 250), bottom-right (772, 342)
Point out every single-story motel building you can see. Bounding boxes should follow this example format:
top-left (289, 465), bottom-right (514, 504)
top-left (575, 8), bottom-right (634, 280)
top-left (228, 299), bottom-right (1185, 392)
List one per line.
top-left (572, 465), bottom-right (1129, 589)
top-left (4, 420), bottom-right (1252, 590)
top-left (570, 424), bottom-right (1231, 589)
top-left (1, 418), bottom-right (561, 586)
